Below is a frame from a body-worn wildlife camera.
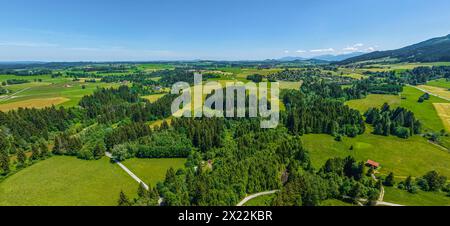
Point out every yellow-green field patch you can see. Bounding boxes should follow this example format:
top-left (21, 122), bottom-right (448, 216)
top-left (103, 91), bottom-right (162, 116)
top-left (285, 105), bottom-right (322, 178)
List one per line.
top-left (122, 158), bottom-right (186, 186)
top-left (0, 97), bottom-right (70, 111)
top-left (383, 186), bottom-right (450, 206)
top-left (417, 85), bottom-right (450, 100)
top-left (433, 103), bottom-right (450, 131)
top-left (302, 130), bottom-right (450, 178)
top-left (142, 94), bottom-right (166, 103)
top-left (345, 94), bottom-right (401, 112)
top-left (279, 81), bottom-right (302, 90)
top-left (0, 156), bottom-right (137, 206)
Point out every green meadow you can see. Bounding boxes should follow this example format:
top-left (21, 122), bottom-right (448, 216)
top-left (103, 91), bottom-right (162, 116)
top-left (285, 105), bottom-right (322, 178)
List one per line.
top-left (346, 86), bottom-right (449, 133)
top-left (320, 199), bottom-right (355, 206)
top-left (302, 129), bottom-right (450, 178)
top-left (122, 158), bottom-right (186, 187)
top-left (400, 86), bottom-right (449, 132)
top-left (383, 186), bottom-right (450, 206)
top-left (346, 94), bottom-right (401, 112)
top-left (0, 76), bottom-right (120, 110)
top-left (0, 156), bottom-right (137, 206)
top-left (142, 93), bottom-right (166, 103)
top-left (427, 78), bottom-right (450, 89)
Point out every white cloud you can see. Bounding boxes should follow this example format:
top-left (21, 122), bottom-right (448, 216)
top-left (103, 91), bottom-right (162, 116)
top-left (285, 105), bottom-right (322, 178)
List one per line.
top-left (284, 50), bottom-right (290, 54)
top-left (365, 47), bottom-right (376, 52)
top-left (310, 48), bottom-right (335, 53)
top-left (342, 43), bottom-right (365, 52)
top-left (296, 49), bottom-right (306, 53)
top-left (342, 47), bottom-right (358, 52)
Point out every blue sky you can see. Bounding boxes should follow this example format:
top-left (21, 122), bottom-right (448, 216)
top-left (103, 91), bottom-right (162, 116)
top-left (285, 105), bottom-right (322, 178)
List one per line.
top-left (1, 0), bottom-right (450, 61)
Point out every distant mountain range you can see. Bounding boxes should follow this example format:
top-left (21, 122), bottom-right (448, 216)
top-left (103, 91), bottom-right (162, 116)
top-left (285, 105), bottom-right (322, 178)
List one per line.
top-left (278, 52), bottom-right (365, 62)
top-left (340, 34), bottom-right (450, 64)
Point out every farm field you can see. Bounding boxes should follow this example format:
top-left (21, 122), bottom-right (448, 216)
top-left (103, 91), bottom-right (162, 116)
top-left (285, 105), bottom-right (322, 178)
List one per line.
top-left (279, 81), bottom-right (302, 90)
top-left (320, 199), bottom-right (355, 206)
top-left (359, 62), bottom-right (450, 72)
top-left (0, 156), bottom-right (137, 206)
top-left (301, 130), bottom-right (450, 178)
top-left (137, 64), bottom-right (175, 71)
top-left (0, 97), bottom-right (69, 111)
top-left (417, 85), bottom-right (450, 100)
top-left (433, 103), bottom-right (450, 131)
top-left (345, 94), bottom-right (401, 112)
top-left (427, 78), bottom-right (450, 89)
top-left (346, 86), bottom-right (449, 133)
top-left (0, 78), bottom-right (120, 110)
top-left (142, 93), bottom-right (166, 103)
top-left (400, 86), bottom-right (450, 132)
top-left (383, 186), bottom-right (450, 206)
top-left (121, 158), bottom-right (186, 187)
top-left (215, 67), bottom-right (283, 79)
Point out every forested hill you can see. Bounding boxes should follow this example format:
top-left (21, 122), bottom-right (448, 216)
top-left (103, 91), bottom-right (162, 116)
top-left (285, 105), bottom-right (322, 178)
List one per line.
top-left (339, 34), bottom-right (450, 64)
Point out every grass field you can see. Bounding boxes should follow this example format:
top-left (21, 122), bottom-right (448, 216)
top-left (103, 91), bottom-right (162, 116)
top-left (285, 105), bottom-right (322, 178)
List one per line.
top-left (215, 67), bottom-right (283, 79)
top-left (433, 103), bottom-right (450, 131)
top-left (401, 86), bottom-right (449, 132)
top-left (142, 93), bottom-right (166, 103)
top-left (383, 186), bottom-right (450, 206)
top-left (122, 158), bottom-right (186, 187)
top-left (427, 78), bottom-right (450, 89)
top-left (0, 156), bottom-right (137, 206)
top-left (0, 78), bottom-right (120, 110)
top-left (279, 81), bottom-right (302, 90)
top-left (302, 129), bottom-right (450, 178)
top-left (346, 86), bottom-right (449, 133)
top-left (137, 64), bottom-right (175, 71)
top-left (244, 194), bottom-right (276, 206)
top-left (320, 199), bottom-right (355, 206)
top-left (0, 97), bottom-right (69, 111)
top-left (359, 62), bottom-right (450, 72)
top-left (417, 85), bottom-right (450, 100)
top-left (345, 94), bottom-right (401, 112)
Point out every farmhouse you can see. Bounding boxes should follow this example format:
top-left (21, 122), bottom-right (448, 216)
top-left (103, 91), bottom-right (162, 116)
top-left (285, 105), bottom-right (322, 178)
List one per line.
top-left (366, 159), bottom-right (380, 169)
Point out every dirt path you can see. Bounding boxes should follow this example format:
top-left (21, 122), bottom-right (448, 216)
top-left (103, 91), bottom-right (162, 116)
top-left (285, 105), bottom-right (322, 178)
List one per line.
top-left (0, 87), bottom-right (31, 102)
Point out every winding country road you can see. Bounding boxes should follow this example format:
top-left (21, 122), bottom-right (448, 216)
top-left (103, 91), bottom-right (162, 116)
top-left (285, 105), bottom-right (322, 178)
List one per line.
top-left (236, 190), bottom-right (279, 206)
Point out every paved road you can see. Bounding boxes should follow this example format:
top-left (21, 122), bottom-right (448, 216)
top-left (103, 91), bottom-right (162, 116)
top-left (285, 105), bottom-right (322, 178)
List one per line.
top-left (105, 152), bottom-right (149, 191)
top-left (236, 190), bottom-right (279, 206)
top-left (407, 84), bottom-right (450, 101)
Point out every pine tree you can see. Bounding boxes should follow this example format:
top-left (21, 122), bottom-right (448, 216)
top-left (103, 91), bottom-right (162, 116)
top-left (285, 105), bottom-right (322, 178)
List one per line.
top-left (0, 149), bottom-right (10, 175)
top-left (118, 190), bottom-right (131, 206)
top-left (93, 142), bottom-right (105, 160)
top-left (30, 144), bottom-right (40, 161)
top-left (0, 135), bottom-right (11, 174)
top-left (137, 182), bottom-right (148, 198)
top-left (16, 148), bottom-right (27, 168)
top-left (148, 187), bottom-right (160, 206)
top-left (52, 136), bottom-right (63, 155)
top-left (384, 172), bottom-right (395, 186)
top-left (39, 141), bottom-right (49, 158)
